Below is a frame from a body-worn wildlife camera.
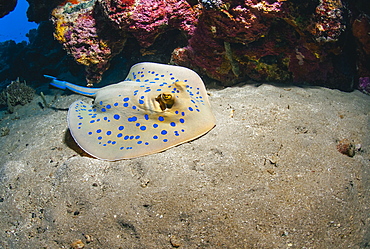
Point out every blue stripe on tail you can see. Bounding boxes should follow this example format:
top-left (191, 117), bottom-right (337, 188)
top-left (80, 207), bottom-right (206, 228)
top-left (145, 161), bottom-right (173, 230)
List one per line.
top-left (44, 75), bottom-right (98, 97)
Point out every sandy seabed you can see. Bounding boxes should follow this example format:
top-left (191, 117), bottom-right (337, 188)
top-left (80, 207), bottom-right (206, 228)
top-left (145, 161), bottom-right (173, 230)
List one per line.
top-left (0, 83), bottom-right (369, 248)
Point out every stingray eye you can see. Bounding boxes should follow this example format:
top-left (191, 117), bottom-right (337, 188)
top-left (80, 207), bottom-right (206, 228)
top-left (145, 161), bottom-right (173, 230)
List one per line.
top-left (162, 93), bottom-right (172, 100)
top-left (155, 93), bottom-right (175, 111)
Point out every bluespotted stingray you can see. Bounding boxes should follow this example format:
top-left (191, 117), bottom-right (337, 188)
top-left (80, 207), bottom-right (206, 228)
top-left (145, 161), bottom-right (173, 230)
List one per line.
top-left (45, 62), bottom-right (216, 160)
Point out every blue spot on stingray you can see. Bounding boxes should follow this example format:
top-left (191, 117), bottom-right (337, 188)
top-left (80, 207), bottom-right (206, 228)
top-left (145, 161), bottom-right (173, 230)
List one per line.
top-left (130, 136), bottom-right (134, 139)
top-left (78, 122), bottom-right (82, 125)
top-left (88, 132), bottom-right (92, 135)
top-left (96, 129), bottom-right (102, 133)
top-left (153, 135), bottom-right (158, 139)
top-left (170, 122), bottom-right (176, 127)
top-left (120, 147), bottom-right (124, 150)
top-left (139, 100), bottom-right (144, 104)
top-left (181, 112), bottom-right (185, 116)
top-left (137, 141), bottom-right (143, 144)
top-left (144, 89), bottom-right (151, 92)
top-left (140, 126), bottom-right (147, 131)
top-left (112, 141), bottom-right (117, 145)
top-left (188, 107), bottom-right (194, 111)
top-left (123, 103), bottom-right (129, 107)
top-left (144, 114), bottom-right (149, 120)
top-left (161, 130), bottom-right (168, 135)
top-left (179, 118), bottom-right (185, 123)
top-left (174, 131), bottom-right (180, 136)
top-left (153, 124), bottom-right (158, 128)
top-left (90, 120), bottom-right (95, 123)
top-left (145, 142), bottom-right (149, 145)
top-left (114, 114), bottom-right (120, 120)
top-left (101, 108), bottom-right (106, 112)
top-left (106, 131), bottom-right (112, 135)
top-left (118, 126), bottom-right (124, 130)
top-left (104, 117), bottom-right (108, 121)
top-left (123, 97), bottom-right (129, 102)
top-left (128, 116), bottom-right (137, 122)
top-left (106, 104), bottom-right (111, 109)
top-left (117, 133), bottom-right (123, 138)
top-left (135, 135), bottom-right (140, 139)
top-left (98, 136), bottom-right (102, 140)
top-left (175, 111), bottom-right (179, 114)
top-left (163, 139), bottom-right (168, 142)
top-left (132, 106), bottom-right (137, 110)
top-left (99, 101), bottom-right (103, 105)
top-left (114, 103), bottom-right (118, 106)
top-left (158, 116), bottom-right (164, 122)
top-left (124, 135), bottom-right (129, 140)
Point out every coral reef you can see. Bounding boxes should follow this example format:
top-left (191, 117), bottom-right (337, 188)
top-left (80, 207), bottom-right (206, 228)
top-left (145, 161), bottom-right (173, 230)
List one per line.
top-left (0, 0), bottom-right (368, 91)
top-left (171, 0), bottom-right (359, 89)
top-left (51, 0), bottom-right (197, 85)
top-left (96, 0), bottom-right (197, 48)
top-left (172, 0), bottom-right (291, 84)
top-left (0, 0), bottom-right (17, 18)
top-left (0, 78), bottom-right (35, 113)
top-left (51, 0), bottom-right (126, 86)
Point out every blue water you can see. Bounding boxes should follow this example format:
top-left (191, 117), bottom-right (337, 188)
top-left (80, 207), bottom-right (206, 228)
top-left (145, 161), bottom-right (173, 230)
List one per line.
top-left (0, 0), bottom-right (39, 43)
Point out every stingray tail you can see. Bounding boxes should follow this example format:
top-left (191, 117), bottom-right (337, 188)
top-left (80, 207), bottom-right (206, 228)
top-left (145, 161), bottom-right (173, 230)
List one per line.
top-left (44, 75), bottom-right (98, 97)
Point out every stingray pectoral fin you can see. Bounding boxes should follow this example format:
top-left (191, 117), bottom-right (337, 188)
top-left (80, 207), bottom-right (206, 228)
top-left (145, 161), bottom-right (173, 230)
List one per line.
top-left (45, 75), bottom-right (99, 97)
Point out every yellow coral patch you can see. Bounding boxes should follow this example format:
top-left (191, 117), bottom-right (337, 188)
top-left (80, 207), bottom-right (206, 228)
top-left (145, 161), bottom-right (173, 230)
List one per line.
top-left (53, 20), bottom-right (68, 43)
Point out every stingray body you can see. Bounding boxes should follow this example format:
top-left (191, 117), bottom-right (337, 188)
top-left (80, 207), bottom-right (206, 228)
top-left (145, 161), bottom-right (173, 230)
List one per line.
top-left (45, 62), bottom-right (216, 160)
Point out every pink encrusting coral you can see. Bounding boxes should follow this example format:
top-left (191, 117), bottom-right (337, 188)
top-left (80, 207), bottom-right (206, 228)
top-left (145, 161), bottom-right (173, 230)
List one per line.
top-left (51, 0), bottom-right (126, 85)
top-left (48, 0), bottom-right (368, 91)
top-left (51, 0), bottom-right (197, 85)
top-left (171, 0), bottom-right (288, 83)
top-left (96, 0), bottom-right (197, 48)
